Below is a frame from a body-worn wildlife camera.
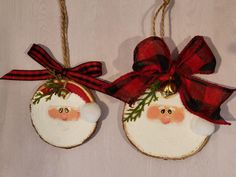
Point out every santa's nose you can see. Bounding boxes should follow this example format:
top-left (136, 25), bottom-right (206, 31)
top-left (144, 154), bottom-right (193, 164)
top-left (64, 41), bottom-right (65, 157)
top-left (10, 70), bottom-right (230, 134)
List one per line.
top-left (61, 113), bottom-right (68, 120)
top-left (161, 117), bottom-right (171, 124)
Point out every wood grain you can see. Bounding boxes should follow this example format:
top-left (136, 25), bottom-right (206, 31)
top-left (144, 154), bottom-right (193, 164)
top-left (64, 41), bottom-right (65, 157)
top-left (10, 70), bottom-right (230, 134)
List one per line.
top-left (0, 0), bottom-right (236, 177)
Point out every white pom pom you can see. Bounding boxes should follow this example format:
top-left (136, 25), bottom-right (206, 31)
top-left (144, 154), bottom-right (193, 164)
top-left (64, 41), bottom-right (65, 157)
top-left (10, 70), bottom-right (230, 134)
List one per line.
top-left (191, 118), bottom-right (215, 136)
top-left (80, 102), bottom-right (101, 123)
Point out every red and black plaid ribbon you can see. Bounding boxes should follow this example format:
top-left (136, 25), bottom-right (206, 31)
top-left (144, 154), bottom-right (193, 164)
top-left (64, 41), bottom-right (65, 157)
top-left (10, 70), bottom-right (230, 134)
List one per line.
top-left (106, 36), bottom-right (235, 125)
top-left (1, 44), bottom-right (109, 93)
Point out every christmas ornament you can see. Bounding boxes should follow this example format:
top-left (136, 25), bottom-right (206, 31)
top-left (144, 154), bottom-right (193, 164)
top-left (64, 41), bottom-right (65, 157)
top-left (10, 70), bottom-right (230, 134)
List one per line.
top-left (1, 0), bottom-right (109, 148)
top-left (31, 79), bottom-right (101, 148)
top-left (106, 0), bottom-right (235, 159)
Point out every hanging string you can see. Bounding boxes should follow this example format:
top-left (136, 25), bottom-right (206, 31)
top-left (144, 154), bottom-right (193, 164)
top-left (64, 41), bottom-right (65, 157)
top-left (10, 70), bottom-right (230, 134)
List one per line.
top-left (152, 0), bottom-right (170, 38)
top-left (59, 0), bottom-right (70, 68)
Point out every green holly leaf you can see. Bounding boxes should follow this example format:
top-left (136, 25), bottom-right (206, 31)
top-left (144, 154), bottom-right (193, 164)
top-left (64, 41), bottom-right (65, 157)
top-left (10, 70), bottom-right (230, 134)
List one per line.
top-left (123, 81), bottom-right (160, 122)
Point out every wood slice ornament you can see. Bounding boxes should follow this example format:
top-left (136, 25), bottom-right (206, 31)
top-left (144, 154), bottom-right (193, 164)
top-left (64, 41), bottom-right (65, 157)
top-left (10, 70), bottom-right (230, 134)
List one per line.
top-left (105, 0), bottom-right (235, 159)
top-left (31, 80), bottom-right (101, 148)
top-left (0, 43), bottom-right (108, 148)
top-left (114, 35), bottom-right (235, 159)
top-left (115, 36), bottom-right (235, 159)
top-left (0, 0), bottom-right (110, 148)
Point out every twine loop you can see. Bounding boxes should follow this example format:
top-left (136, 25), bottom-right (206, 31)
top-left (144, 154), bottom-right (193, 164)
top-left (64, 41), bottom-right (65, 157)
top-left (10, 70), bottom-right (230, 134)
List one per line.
top-left (59, 0), bottom-right (70, 68)
top-left (152, 0), bottom-right (171, 38)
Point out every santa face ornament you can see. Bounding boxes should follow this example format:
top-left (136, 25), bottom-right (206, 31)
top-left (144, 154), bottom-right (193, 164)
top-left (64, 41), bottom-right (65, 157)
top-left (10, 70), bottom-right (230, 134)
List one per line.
top-left (1, 44), bottom-right (108, 148)
top-left (31, 80), bottom-right (101, 148)
top-left (106, 36), bottom-right (235, 159)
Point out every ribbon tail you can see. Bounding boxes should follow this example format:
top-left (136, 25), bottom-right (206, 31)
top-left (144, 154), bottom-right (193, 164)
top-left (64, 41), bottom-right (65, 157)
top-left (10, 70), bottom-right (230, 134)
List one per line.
top-left (179, 76), bottom-right (235, 125)
top-left (28, 44), bottom-right (63, 71)
top-left (105, 72), bottom-right (154, 104)
top-left (1, 69), bottom-right (53, 81)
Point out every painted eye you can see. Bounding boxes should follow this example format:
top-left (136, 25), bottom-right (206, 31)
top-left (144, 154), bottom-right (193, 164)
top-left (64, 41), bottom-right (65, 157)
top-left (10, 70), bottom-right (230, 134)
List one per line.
top-left (160, 109), bottom-right (165, 114)
top-left (64, 108), bottom-right (69, 113)
top-left (167, 109), bottom-right (172, 114)
top-left (58, 108), bottom-right (63, 113)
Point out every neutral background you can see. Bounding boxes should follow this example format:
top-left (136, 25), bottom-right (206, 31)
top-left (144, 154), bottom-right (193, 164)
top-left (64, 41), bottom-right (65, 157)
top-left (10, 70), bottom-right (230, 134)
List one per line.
top-left (0, 0), bottom-right (236, 177)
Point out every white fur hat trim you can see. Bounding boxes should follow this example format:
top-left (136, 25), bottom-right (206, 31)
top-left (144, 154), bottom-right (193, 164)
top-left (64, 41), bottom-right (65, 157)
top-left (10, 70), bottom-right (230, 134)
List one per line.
top-left (80, 102), bottom-right (101, 123)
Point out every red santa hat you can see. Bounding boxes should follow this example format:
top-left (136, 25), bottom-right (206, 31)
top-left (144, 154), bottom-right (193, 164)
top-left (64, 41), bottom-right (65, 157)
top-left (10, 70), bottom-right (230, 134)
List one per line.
top-left (66, 82), bottom-right (101, 123)
top-left (41, 81), bottom-right (101, 123)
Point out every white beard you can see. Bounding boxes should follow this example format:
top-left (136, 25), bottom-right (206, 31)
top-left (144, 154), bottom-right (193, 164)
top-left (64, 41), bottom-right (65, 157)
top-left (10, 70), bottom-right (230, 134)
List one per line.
top-left (31, 93), bottom-right (96, 148)
top-left (123, 92), bottom-right (208, 158)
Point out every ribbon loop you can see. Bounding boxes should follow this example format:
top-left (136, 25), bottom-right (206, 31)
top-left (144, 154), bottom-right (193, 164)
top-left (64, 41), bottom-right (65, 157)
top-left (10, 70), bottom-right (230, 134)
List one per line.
top-left (71, 61), bottom-right (103, 77)
top-left (134, 36), bottom-right (171, 62)
top-left (28, 44), bottom-right (63, 71)
top-left (176, 36), bottom-right (216, 76)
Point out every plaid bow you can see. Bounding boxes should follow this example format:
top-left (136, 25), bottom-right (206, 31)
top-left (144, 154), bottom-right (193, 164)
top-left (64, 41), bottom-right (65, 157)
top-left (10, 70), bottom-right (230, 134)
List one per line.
top-left (106, 36), bottom-right (235, 125)
top-left (1, 44), bottom-right (109, 93)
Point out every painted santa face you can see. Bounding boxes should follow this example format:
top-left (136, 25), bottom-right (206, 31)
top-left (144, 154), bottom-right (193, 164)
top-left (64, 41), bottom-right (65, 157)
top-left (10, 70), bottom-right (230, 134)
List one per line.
top-left (147, 105), bottom-right (184, 124)
top-left (30, 81), bottom-right (99, 148)
top-left (123, 92), bottom-right (209, 159)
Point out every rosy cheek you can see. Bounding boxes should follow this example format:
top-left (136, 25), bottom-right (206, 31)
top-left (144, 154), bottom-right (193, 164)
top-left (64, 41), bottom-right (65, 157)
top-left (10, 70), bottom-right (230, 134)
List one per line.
top-left (147, 106), bottom-right (161, 119)
top-left (48, 108), bottom-right (60, 119)
top-left (172, 108), bottom-right (184, 122)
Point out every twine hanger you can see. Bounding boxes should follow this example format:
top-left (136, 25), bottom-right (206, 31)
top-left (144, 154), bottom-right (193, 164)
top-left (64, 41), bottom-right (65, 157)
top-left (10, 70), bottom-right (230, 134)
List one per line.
top-left (59, 0), bottom-right (70, 68)
top-left (152, 0), bottom-right (176, 97)
top-left (152, 0), bottom-right (171, 38)
top-left (58, 0), bottom-right (71, 89)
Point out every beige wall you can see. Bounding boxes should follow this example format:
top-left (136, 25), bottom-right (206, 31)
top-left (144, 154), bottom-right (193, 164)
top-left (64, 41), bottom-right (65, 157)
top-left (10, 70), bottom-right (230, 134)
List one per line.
top-left (0, 0), bottom-right (236, 177)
